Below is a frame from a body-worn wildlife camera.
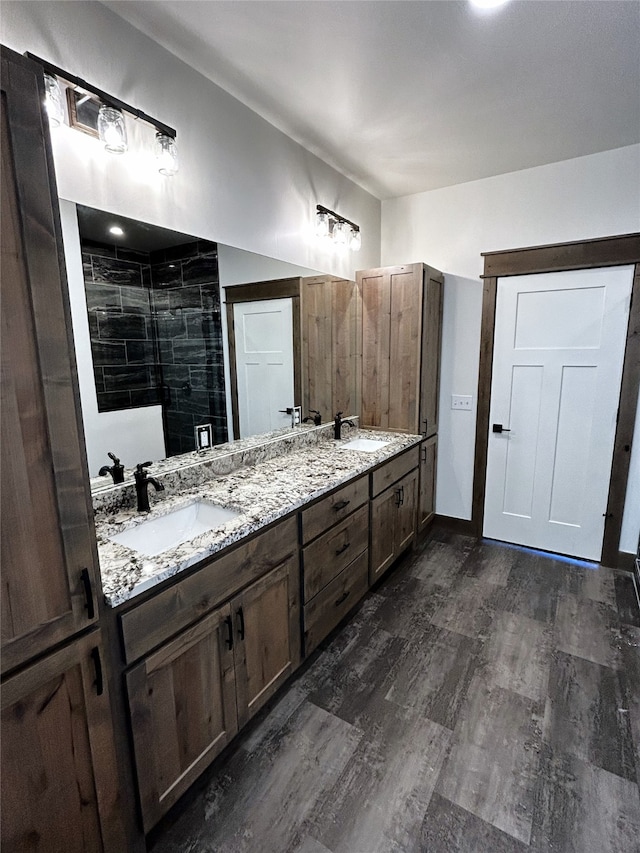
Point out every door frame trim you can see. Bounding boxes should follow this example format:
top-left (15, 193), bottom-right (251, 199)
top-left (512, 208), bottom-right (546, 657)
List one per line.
top-left (225, 278), bottom-right (302, 439)
top-left (472, 233), bottom-right (640, 567)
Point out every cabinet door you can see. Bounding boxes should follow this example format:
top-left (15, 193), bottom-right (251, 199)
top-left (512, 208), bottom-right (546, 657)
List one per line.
top-left (331, 277), bottom-right (361, 417)
top-left (126, 605), bottom-right (238, 832)
top-left (396, 469), bottom-right (419, 554)
top-left (233, 555), bottom-right (301, 728)
top-left (388, 265), bottom-right (423, 433)
top-left (359, 269), bottom-right (391, 428)
top-left (1, 49), bottom-right (99, 676)
top-left (301, 276), bottom-right (333, 419)
top-left (1, 630), bottom-right (125, 852)
top-left (419, 271), bottom-right (444, 438)
top-left (418, 436), bottom-right (437, 534)
top-left (370, 486), bottom-right (399, 584)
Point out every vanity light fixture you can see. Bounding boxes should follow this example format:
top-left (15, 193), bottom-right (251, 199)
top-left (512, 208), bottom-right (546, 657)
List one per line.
top-left (315, 205), bottom-right (361, 251)
top-left (26, 52), bottom-right (178, 175)
top-left (43, 72), bottom-right (64, 127)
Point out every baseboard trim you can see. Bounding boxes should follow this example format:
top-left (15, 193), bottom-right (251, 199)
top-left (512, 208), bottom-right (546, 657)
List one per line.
top-left (434, 515), bottom-right (477, 537)
top-left (616, 551), bottom-right (637, 572)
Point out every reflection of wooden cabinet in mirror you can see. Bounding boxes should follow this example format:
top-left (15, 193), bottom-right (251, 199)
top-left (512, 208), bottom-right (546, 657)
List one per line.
top-left (357, 263), bottom-right (443, 437)
top-left (301, 275), bottom-right (362, 422)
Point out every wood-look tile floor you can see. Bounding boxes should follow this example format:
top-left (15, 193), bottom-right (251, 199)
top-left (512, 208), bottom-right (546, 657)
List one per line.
top-left (149, 531), bottom-right (640, 853)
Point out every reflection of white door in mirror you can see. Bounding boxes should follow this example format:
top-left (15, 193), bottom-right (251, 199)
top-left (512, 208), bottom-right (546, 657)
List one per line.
top-left (233, 299), bottom-right (295, 437)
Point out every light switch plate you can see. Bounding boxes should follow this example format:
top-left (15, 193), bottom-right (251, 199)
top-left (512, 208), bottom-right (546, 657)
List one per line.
top-left (451, 395), bottom-right (473, 410)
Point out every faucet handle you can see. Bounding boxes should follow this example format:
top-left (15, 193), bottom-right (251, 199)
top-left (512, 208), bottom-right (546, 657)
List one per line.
top-left (107, 451), bottom-right (121, 465)
top-left (135, 461), bottom-right (153, 473)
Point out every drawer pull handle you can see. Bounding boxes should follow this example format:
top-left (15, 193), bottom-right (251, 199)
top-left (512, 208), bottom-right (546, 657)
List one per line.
top-left (335, 591), bottom-right (350, 607)
top-left (237, 606), bottom-right (245, 641)
top-left (421, 446), bottom-right (427, 463)
top-left (224, 615), bottom-right (234, 650)
top-left (90, 647), bottom-right (104, 696)
top-left (335, 542), bottom-right (351, 555)
top-left (333, 500), bottom-right (350, 511)
top-left (81, 568), bottom-right (95, 620)
top-left (422, 418), bottom-right (428, 437)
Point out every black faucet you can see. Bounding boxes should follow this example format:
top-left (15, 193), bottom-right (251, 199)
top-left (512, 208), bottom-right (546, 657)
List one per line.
top-left (303, 410), bottom-right (322, 426)
top-left (98, 452), bottom-right (125, 484)
top-left (334, 412), bottom-right (356, 440)
top-left (134, 462), bottom-right (164, 512)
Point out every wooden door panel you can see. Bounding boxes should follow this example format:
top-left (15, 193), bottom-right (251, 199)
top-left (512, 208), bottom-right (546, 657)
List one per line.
top-left (420, 274), bottom-right (443, 438)
top-left (332, 278), bottom-right (361, 418)
top-left (126, 605), bottom-right (238, 832)
top-left (1, 52), bottom-right (98, 675)
top-left (1, 630), bottom-right (124, 853)
top-left (388, 267), bottom-right (422, 432)
top-left (234, 555), bottom-right (300, 728)
top-left (370, 488), bottom-right (397, 583)
top-left (359, 271), bottom-right (391, 428)
top-left (302, 276), bottom-right (333, 418)
top-left (396, 469), bottom-right (418, 554)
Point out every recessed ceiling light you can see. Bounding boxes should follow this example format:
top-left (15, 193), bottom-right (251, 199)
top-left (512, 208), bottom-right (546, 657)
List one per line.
top-left (109, 225), bottom-right (124, 237)
top-left (470, 0), bottom-right (511, 9)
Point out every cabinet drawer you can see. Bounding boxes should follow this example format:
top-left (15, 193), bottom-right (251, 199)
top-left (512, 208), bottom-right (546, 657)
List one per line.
top-left (371, 446), bottom-right (419, 497)
top-left (303, 504), bottom-right (369, 602)
top-left (120, 515), bottom-right (297, 664)
top-left (301, 475), bottom-right (368, 544)
top-left (304, 550), bottom-right (369, 655)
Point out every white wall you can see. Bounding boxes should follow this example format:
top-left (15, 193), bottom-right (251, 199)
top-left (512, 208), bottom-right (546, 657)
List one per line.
top-left (60, 200), bottom-right (166, 476)
top-left (1, 1), bottom-right (380, 279)
top-left (382, 145), bottom-right (640, 554)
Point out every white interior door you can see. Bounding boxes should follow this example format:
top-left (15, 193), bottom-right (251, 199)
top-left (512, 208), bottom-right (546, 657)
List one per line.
top-left (483, 266), bottom-right (633, 560)
top-left (233, 298), bottom-right (295, 438)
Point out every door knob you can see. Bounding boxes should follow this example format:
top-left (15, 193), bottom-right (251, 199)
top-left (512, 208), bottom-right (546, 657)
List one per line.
top-left (492, 424), bottom-right (511, 434)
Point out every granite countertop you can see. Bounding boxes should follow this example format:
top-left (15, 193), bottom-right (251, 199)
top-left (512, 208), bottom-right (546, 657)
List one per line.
top-left (96, 429), bottom-right (421, 608)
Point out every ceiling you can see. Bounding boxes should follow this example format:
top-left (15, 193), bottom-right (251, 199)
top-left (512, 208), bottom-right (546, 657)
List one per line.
top-left (103, 0), bottom-right (640, 200)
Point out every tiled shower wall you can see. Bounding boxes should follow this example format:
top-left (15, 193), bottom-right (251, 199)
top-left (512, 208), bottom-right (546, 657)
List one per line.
top-left (82, 237), bottom-right (227, 456)
top-left (149, 240), bottom-right (227, 456)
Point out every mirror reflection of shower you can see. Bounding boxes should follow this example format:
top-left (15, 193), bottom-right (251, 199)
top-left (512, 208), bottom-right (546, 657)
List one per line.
top-left (77, 205), bottom-right (227, 458)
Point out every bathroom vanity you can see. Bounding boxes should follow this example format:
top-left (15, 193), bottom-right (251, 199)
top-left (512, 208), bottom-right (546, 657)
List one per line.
top-left (92, 425), bottom-right (426, 831)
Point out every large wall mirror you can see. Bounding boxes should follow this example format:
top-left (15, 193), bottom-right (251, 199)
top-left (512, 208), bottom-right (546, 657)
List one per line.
top-left (60, 201), bottom-right (324, 484)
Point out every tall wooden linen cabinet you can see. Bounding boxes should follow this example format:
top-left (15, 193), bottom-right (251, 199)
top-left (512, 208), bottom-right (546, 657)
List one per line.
top-left (1, 47), bottom-right (128, 852)
top-left (357, 263), bottom-right (444, 532)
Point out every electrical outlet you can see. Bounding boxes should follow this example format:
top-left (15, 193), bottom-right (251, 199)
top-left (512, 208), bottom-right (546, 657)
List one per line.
top-left (293, 406), bottom-right (302, 425)
top-left (451, 395), bottom-right (473, 410)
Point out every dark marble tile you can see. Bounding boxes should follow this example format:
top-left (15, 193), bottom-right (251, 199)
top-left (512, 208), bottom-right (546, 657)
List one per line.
top-left (562, 563), bottom-right (617, 606)
top-left (114, 245), bottom-right (150, 265)
top-left (314, 707), bottom-right (451, 853)
top-left (200, 283), bottom-right (221, 310)
top-left (92, 255), bottom-right (143, 287)
top-left (97, 389), bottom-right (131, 412)
top-left (159, 364), bottom-right (190, 386)
top-left (409, 535), bottom-right (475, 591)
top-left (502, 552), bottom-right (565, 624)
top-left (554, 593), bottom-right (621, 669)
top-left (614, 571), bottom-right (640, 627)
top-left (543, 650), bottom-right (637, 781)
top-left (383, 624), bottom-right (481, 729)
top-left (436, 676), bottom-right (542, 844)
top-left (151, 261), bottom-right (182, 289)
top-left (172, 338), bottom-right (217, 363)
top-left (97, 311), bottom-right (148, 341)
top-left (89, 338), bottom-right (126, 366)
top-left (125, 340), bottom-right (156, 365)
top-left (461, 539), bottom-right (517, 587)
top-left (371, 574), bottom-right (445, 638)
top-left (155, 311), bottom-right (187, 340)
top-left (182, 254), bottom-right (218, 285)
top-left (188, 366), bottom-right (216, 390)
top-left (531, 748), bottom-right (640, 853)
top-left (481, 610), bottom-right (552, 703)
top-left (81, 238), bottom-right (115, 259)
top-left (130, 387), bottom-right (161, 407)
top-left (85, 282), bottom-right (122, 311)
top-left (420, 792), bottom-right (530, 853)
top-left (177, 390), bottom-right (214, 418)
top-left (196, 239), bottom-right (217, 256)
top-left (618, 625), bottom-right (640, 787)
top-left (151, 291), bottom-right (171, 311)
top-left (102, 364), bottom-right (154, 392)
top-left (119, 283), bottom-right (152, 313)
top-left (169, 284), bottom-right (205, 310)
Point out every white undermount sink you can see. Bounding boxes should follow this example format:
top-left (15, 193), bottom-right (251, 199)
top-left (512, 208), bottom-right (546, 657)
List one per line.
top-left (339, 438), bottom-right (392, 453)
top-left (110, 501), bottom-right (239, 557)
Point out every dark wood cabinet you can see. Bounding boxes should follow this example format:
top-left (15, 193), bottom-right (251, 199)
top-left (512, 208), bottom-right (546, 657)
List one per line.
top-left (1, 47), bottom-right (99, 677)
top-left (126, 551), bottom-right (300, 831)
top-left (370, 464), bottom-right (418, 584)
top-left (418, 435), bottom-right (437, 534)
top-left (357, 263), bottom-right (443, 437)
top-left (1, 630), bottom-right (123, 853)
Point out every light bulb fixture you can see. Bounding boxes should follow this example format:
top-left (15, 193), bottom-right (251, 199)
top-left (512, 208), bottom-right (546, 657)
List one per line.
top-left (98, 105), bottom-right (128, 154)
top-left (316, 205), bottom-right (361, 251)
top-left (43, 73), bottom-right (64, 127)
top-left (156, 132), bottom-right (179, 176)
top-left (26, 52), bottom-right (178, 173)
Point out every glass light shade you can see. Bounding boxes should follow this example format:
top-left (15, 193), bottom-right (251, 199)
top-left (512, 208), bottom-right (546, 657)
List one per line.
top-left (332, 220), bottom-right (348, 246)
top-left (156, 133), bottom-right (179, 176)
top-left (349, 227), bottom-right (362, 251)
top-left (98, 105), bottom-right (128, 154)
top-left (315, 210), bottom-right (329, 238)
top-left (44, 74), bottom-right (64, 128)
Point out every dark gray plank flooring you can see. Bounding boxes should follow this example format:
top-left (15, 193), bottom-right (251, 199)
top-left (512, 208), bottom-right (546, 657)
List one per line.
top-left (149, 531), bottom-right (640, 853)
